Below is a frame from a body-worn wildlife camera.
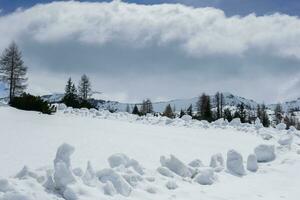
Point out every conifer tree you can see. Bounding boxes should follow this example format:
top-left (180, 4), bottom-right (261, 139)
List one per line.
top-left (274, 103), bottom-right (283, 125)
top-left (224, 108), bottom-right (233, 122)
top-left (140, 99), bottom-right (153, 115)
top-left (179, 109), bottom-right (185, 118)
top-left (132, 104), bottom-right (140, 116)
top-left (78, 74), bottom-right (92, 100)
top-left (186, 104), bottom-right (193, 117)
top-left (197, 93), bottom-right (212, 121)
top-left (0, 42), bottom-right (27, 101)
top-left (163, 104), bottom-right (174, 118)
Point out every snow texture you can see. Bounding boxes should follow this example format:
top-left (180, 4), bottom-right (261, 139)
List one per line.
top-left (254, 144), bottom-right (276, 162)
top-left (247, 154), bottom-right (258, 172)
top-left (160, 155), bottom-right (192, 178)
top-left (226, 149), bottom-right (246, 176)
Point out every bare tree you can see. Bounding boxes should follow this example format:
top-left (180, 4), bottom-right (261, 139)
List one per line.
top-left (78, 74), bottom-right (92, 100)
top-left (0, 42), bottom-right (27, 101)
top-left (140, 99), bottom-right (153, 115)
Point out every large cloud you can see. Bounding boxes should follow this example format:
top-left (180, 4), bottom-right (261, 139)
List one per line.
top-left (0, 0), bottom-right (300, 103)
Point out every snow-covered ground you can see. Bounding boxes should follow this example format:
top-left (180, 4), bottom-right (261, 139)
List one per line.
top-left (0, 105), bottom-right (300, 200)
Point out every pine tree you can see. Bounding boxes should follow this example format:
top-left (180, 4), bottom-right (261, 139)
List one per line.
top-left (65, 78), bottom-right (73, 95)
top-left (132, 104), bottom-right (140, 116)
top-left (78, 74), bottom-right (92, 100)
top-left (197, 93), bottom-right (212, 121)
top-left (179, 109), bottom-right (185, 118)
top-left (260, 104), bottom-right (270, 127)
top-left (224, 108), bottom-right (233, 122)
top-left (140, 99), bottom-right (153, 115)
top-left (237, 103), bottom-right (247, 123)
top-left (163, 104), bottom-right (174, 118)
top-left (0, 42), bottom-right (27, 101)
top-left (186, 104), bottom-right (193, 117)
top-left (215, 92), bottom-right (221, 119)
top-left (274, 103), bottom-right (283, 125)
top-left (62, 78), bottom-right (79, 108)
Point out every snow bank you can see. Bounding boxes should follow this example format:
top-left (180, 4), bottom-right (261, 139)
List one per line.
top-left (160, 155), bottom-right (193, 178)
top-left (276, 123), bottom-right (286, 131)
top-left (226, 150), bottom-right (245, 176)
top-left (108, 153), bottom-right (144, 175)
top-left (254, 144), bottom-right (276, 162)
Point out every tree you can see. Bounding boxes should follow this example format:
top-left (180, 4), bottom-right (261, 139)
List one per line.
top-left (78, 74), bottom-right (92, 100)
top-left (223, 108), bottom-right (233, 122)
top-left (126, 104), bottom-right (131, 113)
top-left (197, 93), bottom-right (212, 121)
top-left (214, 92), bottom-right (225, 119)
top-left (274, 103), bottom-right (283, 125)
top-left (163, 104), bottom-right (174, 118)
top-left (132, 104), bottom-right (140, 116)
top-left (186, 104), bottom-right (193, 116)
top-left (179, 109), bottom-right (185, 118)
top-left (237, 103), bottom-right (247, 123)
top-left (62, 78), bottom-right (80, 108)
top-left (140, 99), bottom-right (153, 115)
top-left (0, 42), bottom-right (27, 101)
top-left (260, 104), bottom-right (270, 127)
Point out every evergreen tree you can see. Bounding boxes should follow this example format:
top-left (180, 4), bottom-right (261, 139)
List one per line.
top-left (179, 109), bottom-right (185, 118)
top-left (197, 93), bottom-right (212, 121)
top-left (132, 104), bottom-right (140, 116)
top-left (163, 104), bottom-right (174, 118)
top-left (274, 103), bottom-right (283, 125)
top-left (140, 99), bottom-right (153, 115)
top-left (186, 104), bottom-right (193, 116)
top-left (62, 78), bottom-right (79, 108)
top-left (237, 103), bottom-right (247, 123)
top-left (260, 104), bottom-right (270, 127)
top-left (78, 74), bottom-right (92, 100)
top-left (0, 42), bottom-right (27, 101)
top-left (223, 108), bottom-right (233, 122)
top-left (256, 104), bottom-right (262, 120)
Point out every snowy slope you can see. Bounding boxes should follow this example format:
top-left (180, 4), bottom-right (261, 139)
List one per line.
top-left (0, 106), bottom-right (300, 200)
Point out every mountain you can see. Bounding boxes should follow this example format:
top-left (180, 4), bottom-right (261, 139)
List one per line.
top-left (42, 92), bottom-right (258, 112)
top-left (268, 98), bottom-right (300, 112)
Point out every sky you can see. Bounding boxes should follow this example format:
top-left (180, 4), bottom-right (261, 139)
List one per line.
top-left (0, 0), bottom-right (300, 103)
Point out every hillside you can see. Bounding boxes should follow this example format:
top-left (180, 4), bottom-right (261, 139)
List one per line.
top-left (0, 106), bottom-right (299, 200)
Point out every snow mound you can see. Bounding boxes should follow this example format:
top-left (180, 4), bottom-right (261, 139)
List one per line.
top-left (97, 168), bottom-right (132, 196)
top-left (276, 123), bottom-right (287, 131)
top-left (166, 180), bottom-right (178, 190)
top-left (247, 154), bottom-right (258, 172)
top-left (254, 144), bottom-right (276, 162)
top-left (226, 150), bottom-right (245, 176)
top-left (82, 161), bottom-right (97, 186)
top-left (188, 159), bottom-right (204, 168)
top-left (230, 118), bottom-right (241, 127)
top-left (194, 168), bottom-right (216, 185)
top-left (278, 134), bottom-right (293, 146)
top-left (181, 115), bottom-right (192, 121)
top-left (157, 167), bottom-right (175, 178)
top-left (0, 179), bottom-right (12, 192)
top-left (209, 153), bottom-right (224, 172)
top-left (160, 155), bottom-right (192, 178)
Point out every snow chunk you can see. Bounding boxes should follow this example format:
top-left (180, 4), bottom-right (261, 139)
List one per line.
top-left (209, 153), bottom-right (224, 172)
top-left (166, 180), bottom-right (178, 190)
top-left (276, 123), bottom-right (286, 131)
top-left (226, 150), bottom-right (245, 176)
top-left (254, 144), bottom-right (276, 162)
top-left (247, 154), bottom-right (258, 172)
top-left (53, 143), bottom-right (76, 191)
top-left (181, 115), bottom-right (192, 121)
top-left (108, 153), bottom-right (144, 175)
top-left (0, 179), bottom-right (12, 192)
top-left (194, 168), bottom-right (216, 185)
top-left (97, 168), bottom-right (132, 197)
top-left (57, 103), bottom-right (67, 111)
top-left (230, 118), bottom-right (241, 126)
top-left (157, 167), bottom-right (174, 178)
top-left (160, 155), bottom-right (192, 178)
top-left (188, 159), bottom-right (204, 168)
top-left (103, 181), bottom-right (117, 196)
top-left (255, 118), bottom-right (263, 129)
top-left (82, 161), bottom-right (96, 186)
top-left (54, 143), bottom-right (75, 169)
top-left (278, 134), bottom-right (293, 146)
top-left (73, 168), bottom-right (84, 177)
top-left (15, 166), bottom-right (40, 181)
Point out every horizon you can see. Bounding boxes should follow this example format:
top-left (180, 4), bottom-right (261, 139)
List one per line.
top-left (0, 0), bottom-right (300, 103)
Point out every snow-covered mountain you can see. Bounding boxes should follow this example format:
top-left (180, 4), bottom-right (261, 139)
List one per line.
top-left (42, 92), bottom-right (258, 112)
top-left (268, 98), bottom-right (300, 112)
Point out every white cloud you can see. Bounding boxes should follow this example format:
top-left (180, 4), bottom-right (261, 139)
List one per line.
top-left (0, 1), bottom-right (299, 102)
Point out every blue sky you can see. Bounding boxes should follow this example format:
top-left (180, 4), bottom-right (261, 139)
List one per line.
top-left (0, 1), bottom-right (300, 103)
top-left (1, 0), bottom-right (300, 16)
